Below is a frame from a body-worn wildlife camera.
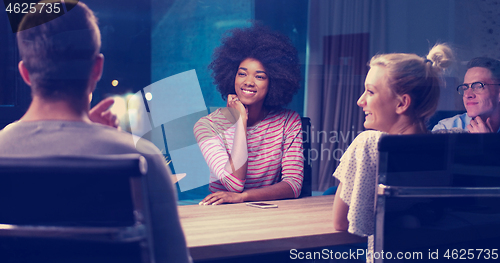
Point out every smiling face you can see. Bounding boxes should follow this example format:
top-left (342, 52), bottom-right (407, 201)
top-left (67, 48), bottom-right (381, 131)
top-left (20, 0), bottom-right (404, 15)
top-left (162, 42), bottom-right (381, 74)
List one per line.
top-left (462, 67), bottom-right (500, 119)
top-left (357, 66), bottom-right (401, 132)
top-left (234, 58), bottom-right (269, 109)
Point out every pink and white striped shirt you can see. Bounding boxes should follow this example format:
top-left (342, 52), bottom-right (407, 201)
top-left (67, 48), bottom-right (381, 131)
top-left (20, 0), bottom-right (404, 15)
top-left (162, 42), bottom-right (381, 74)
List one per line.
top-left (194, 108), bottom-right (304, 198)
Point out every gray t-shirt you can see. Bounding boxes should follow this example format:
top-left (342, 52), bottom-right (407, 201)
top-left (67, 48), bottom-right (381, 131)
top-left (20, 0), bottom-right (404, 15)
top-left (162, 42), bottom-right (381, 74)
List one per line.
top-left (0, 120), bottom-right (191, 263)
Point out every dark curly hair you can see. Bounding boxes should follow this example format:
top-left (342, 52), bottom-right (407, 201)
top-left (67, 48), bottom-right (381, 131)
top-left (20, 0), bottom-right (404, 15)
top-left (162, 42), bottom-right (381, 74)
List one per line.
top-left (209, 24), bottom-right (301, 110)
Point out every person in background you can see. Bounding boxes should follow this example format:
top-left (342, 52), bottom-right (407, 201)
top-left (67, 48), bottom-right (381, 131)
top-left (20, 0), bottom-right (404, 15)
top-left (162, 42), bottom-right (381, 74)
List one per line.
top-left (332, 44), bottom-right (454, 262)
top-left (432, 57), bottom-right (500, 133)
top-left (0, 1), bottom-right (191, 262)
top-left (194, 24), bottom-right (304, 205)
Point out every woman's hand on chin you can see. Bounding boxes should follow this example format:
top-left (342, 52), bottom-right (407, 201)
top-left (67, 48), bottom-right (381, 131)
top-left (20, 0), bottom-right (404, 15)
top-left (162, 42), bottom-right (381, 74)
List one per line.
top-left (199, 191), bottom-right (245, 205)
top-left (227, 94), bottom-right (248, 121)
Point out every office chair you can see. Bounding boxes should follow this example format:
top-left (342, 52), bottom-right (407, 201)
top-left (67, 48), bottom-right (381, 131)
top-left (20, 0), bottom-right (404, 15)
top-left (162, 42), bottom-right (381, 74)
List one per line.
top-left (0, 154), bottom-right (153, 263)
top-left (375, 133), bottom-right (500, 262)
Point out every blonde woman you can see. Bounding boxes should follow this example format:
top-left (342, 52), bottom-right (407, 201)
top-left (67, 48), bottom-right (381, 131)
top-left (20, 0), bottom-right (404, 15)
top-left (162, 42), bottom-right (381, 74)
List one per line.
top-left (332, 44), bottom-right (454, 261)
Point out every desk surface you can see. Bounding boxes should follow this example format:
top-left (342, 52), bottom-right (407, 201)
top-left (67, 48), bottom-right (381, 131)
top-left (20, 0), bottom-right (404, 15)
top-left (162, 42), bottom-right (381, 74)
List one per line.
top-left (178, 195), bottom-right (367, 261)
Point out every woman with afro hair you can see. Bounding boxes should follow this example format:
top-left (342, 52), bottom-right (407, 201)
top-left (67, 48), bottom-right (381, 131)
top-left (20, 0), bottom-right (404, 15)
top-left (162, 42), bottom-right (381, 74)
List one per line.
top-left (194, 24), bottom-right (304, 205)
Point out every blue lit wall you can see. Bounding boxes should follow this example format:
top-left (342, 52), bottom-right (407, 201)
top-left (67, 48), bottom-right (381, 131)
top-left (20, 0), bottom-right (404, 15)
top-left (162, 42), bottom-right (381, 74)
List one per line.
top-left (152, 0), bottom-right (254, 109)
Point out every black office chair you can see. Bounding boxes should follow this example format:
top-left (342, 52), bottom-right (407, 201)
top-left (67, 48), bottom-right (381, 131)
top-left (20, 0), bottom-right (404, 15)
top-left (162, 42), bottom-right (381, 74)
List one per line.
top-left (375, 133), bottom-right (500, 262)
top-left (300, 117), bottom-right (312, 198)
top-left (0, 154), bottom-right (153, 263)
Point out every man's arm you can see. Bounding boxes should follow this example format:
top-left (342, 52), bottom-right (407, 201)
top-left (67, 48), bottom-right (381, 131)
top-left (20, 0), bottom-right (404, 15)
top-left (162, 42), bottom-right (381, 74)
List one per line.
top-left (139, 144), bottom-right (192, 263)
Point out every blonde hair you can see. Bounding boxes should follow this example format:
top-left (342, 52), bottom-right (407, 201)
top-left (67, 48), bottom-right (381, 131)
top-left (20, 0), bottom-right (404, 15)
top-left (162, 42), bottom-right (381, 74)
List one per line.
top-left (369, 44), bottom-right (454, 130)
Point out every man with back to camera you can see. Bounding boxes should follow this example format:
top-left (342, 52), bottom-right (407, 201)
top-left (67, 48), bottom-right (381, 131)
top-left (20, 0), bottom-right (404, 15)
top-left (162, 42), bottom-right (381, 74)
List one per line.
top-left (433, 57), bottom-right (500, 133)
top-left (0, 1), bottom-right (191, 262)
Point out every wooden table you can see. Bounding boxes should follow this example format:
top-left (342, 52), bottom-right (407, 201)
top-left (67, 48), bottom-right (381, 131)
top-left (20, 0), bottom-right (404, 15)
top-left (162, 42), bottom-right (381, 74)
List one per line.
top-left (178, 195), bottom-right (367, 261)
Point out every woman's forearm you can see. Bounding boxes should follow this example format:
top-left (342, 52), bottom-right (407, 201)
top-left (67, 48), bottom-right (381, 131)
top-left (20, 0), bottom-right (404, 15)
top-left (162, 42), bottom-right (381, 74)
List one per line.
top-left (224, 115), bottom-right (248, 181)
top-left (241, 181), bottom-right (295, 202)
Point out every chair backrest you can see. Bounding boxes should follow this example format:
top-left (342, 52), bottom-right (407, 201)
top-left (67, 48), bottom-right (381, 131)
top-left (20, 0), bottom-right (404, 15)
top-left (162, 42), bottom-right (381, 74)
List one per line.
top-left (375, 133), bottom-right (500, 262)
top-left (0, 154), bottom-right (153, 263)
top-left (300, 117), bottom-right (312, 198)
top-left (374, 134), bottom-right (500, 262)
